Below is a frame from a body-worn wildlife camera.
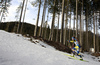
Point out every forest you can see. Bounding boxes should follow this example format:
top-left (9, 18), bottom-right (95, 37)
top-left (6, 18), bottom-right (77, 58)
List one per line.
top-left (0, 0), bottom-right (100, 53)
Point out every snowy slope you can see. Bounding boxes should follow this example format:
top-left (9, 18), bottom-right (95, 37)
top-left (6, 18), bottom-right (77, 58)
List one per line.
top-left (0, 30), bottom-right (100, 65)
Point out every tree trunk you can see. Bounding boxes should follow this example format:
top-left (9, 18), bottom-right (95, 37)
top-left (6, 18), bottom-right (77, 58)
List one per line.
top-left (0, 11), bottom-right (3, 22)
top-left (20, 0), bottom-right (29, 34)
top-left (34, 0), bottom-right (41, 37)
top-left (0, 2), bottom-right (3, 22)
top-left (42, 4), bottom-right (46, 38)
top-left (0, 11), bottom-right (1, 17)
top-left (69, 7), bottom-right (71, 41)
top-left (93, 11), bottom-right (96, 53)
top-left (56, 13), bottom-right (60, 42)
top-left (64, 0), bottom-right (68, 45)
top-left (97, 11), bottom-right (100, 52)
top-left (60, 0), bottom-right (65, 44)
top-left (85, 6), bottom-right (89, 51)
top-left (5, 22), bottom-right (10, 31)
top-left (44, 8), bottom-right (49, 39)
top-left (80, 12), bottom-right (82, 52)
top-left (96, 14), bottom-right (99, 53)
top-left (80, 0), bottom-right (83, 52)
top-left (39, 0), bottom-right (46, 37)
top-left (64, 13), bottom-right (67, 45)
top-left (49, 0), bottom-right (56, 41)
top-left (44, 21), bottom-right (47, 39)
top-left (17, 0), bottom-right (25, 33)
top-left (0, 1), bottom-right (3, 17)
top-left (76, 0), bottom-right (78, 37)
top-left (0, 0), bottom-right (6, 22)
top-left (73, 11), bottom-right (75, 36)
top-left (13, 22), bottom-right (18, 33)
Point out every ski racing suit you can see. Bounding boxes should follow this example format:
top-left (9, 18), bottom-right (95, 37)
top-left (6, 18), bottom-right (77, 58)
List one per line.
top-left (69, 40), bottom-right (82, 58)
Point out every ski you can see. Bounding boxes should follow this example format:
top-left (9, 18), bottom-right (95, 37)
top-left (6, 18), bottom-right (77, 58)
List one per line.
top-left (63, 53), bottom-right (89, 62)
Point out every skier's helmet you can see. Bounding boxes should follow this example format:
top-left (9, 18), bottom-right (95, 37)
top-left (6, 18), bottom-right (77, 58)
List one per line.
top-left (72, 37), bottom-right (75, 40)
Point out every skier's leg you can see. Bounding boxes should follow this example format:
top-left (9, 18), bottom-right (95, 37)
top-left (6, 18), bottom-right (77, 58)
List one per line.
top-left (72, 47), bottom-right (76, 56)
top-left (77, 51), bottom-right (83, 59)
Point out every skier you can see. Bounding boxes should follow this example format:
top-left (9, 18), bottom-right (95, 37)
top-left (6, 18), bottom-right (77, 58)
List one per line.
top-left (68, 36), bottom-right (83, 60)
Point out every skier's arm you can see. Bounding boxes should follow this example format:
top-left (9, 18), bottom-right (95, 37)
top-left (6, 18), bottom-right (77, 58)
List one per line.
top-left (68, 40), bottom-right (74, 43)
top-left (70, 41), bottom-right (74, 43)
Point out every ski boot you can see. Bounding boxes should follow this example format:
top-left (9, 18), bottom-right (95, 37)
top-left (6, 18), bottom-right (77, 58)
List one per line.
top-left (79, 55), bottom-right (83, 60)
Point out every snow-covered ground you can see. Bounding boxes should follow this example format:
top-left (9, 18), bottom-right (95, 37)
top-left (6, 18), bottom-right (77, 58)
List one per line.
top-left (0, 30), bottom-right (100, 65)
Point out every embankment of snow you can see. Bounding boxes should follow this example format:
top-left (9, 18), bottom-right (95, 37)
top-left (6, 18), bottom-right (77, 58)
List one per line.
top-left (0, 30), bottom-right (100, 65)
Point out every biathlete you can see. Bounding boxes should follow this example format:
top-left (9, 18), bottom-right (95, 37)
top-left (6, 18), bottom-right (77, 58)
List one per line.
top-left (68, 36), bottom-right (83, 59)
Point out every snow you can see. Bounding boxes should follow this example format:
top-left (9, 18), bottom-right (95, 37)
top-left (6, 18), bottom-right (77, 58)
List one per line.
top-left (0, 30), bottom-right (100, 65)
